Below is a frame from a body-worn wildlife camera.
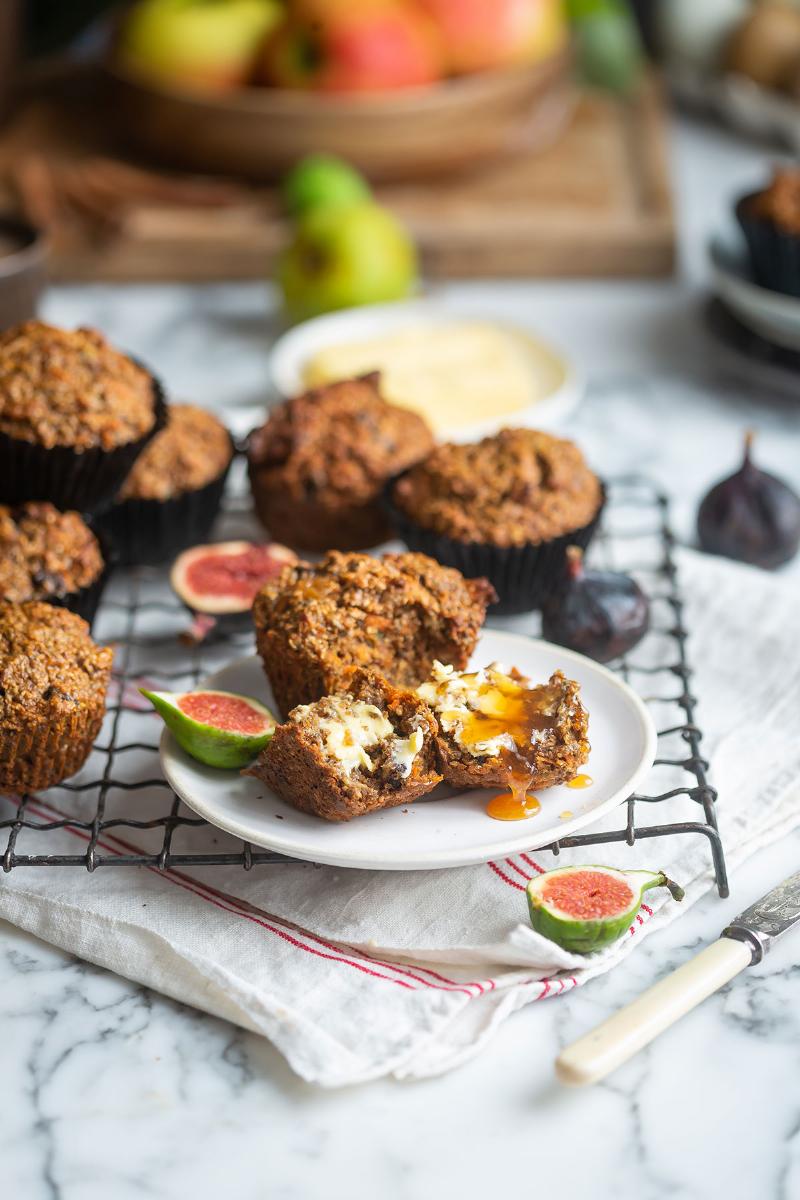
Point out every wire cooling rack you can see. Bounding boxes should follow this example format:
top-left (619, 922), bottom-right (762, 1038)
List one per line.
top-left (0, 475), bottom-right (729, 897)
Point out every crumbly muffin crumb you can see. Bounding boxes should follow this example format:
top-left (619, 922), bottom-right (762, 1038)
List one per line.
top-left (392, 427), bottom-right (602, 547)
top-left (0, 601), bottom-right (113, 730)
top-left (118, 403), bottom-right (232, 501)
top-left (0, 321), bottom-right (156, 451)
top-left (0, 502), bottom-right (104, 602)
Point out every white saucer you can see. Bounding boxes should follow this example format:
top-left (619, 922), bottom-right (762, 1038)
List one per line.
top-left (160, 631), bottom-right (657, 872)
top-left (709, 226), bottom-right (800, 352)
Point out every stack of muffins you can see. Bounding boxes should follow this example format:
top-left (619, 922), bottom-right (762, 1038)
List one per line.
top-left (0, 320), bottom-right (234, 797)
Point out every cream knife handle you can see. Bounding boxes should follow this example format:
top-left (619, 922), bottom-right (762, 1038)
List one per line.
top-left (556, 936), bottom-right (754, 1087)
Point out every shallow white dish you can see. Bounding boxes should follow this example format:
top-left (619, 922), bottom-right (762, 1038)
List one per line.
top-left (268, 299), bottom-right (582, 440)
top-left (160, 630), bottom-right (656, 872)
top-left (710, 227), bottom-right (800, 352)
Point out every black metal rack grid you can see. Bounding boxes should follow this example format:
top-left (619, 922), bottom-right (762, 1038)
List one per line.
top-left (0, 475), bottom-right (728, 897)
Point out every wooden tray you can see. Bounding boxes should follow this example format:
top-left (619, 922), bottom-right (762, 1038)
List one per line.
top-left (0, 70), bottom-right (674, 282)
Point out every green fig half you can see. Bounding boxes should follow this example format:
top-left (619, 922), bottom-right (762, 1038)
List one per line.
top-left (142, 688), bottom-right (277, 769)
top-left (526, 865), bottom-right (685, 954)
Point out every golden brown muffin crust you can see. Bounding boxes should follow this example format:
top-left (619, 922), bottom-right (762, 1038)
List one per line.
top-left (392, 428), bottom-right (602, 547)
top-left (253, 550), bottom-right (496, 715)
top-left (118, 403), bottom-right (232, 501)
top-left (0, 502), bottom-right (104, 602)
top-left (0, 321), bottom-right (156, 451)
top-left (748, 169), bottom-right (800, 233)
top-left (0, 601), bottom-right (113, 731)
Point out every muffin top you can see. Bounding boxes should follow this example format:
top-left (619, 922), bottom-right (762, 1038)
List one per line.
top-left (0, 502), bottom-right (104, 602)
top-left (118, 403), bottom-right (232, 501)
top-left (247, 373), bottom-right (434, 506)
top-left (747, 168), bottom-right (800, 233)
top-left (0, 601), bottom-right (113, 729)
top-left (0, 321), bottom-right (156, 451)
top-left (391, 428), bottom-right (602, 547)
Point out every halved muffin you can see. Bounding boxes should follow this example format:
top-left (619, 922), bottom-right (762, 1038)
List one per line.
top-left (245, 669), bottom-right (441, 822)
top-left (252, 549), bottom-right (496, 716)
top-left (417, 661), bottom-right (589, 791)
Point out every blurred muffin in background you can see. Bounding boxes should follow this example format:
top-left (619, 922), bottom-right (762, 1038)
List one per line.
top-left (97, 403), bottom-right (233, 566)
top-left (247, 373), bottom-right (434, 552)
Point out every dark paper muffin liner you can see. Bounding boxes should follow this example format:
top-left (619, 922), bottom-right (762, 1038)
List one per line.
top-left (95, 446), bottom-right (233, 567)
top-left (40, 524), bottom-right (115, 632)
top-left (383, 480), bottom-right (605, 616)
top-left (0, 374), bottom-right (168, 514)
top-left (736, 194), bottom-right (800, 299)
top-left (0, 700), bottom-right (106, 795)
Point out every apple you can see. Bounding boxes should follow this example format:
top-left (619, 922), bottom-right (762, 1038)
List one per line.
top-left (282, 154), bottom-right (372, 216)
top-left (416, 0), bottom-right (567, 74)
top-left (259, 0), bottom-right (445, 91)
top-left (119, 0), bottom-right (282, 91)
top-left (277, 201), bottom-right (417, 322)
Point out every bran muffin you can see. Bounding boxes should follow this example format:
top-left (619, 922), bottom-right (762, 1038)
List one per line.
top-left (0, 502), bottom-right (108, 627)
top-left (737, 169), bottom-right (800, 297)
top-left (97, 403), bottom-right (234, 565)
top-left (252, 550), bottom-right (496, 716)
top-left (247, 373), bottom-right (434, 552)
top-left (417, 662), bottom-right (589, 792)
top-left (387, 428), bottom-right (604, 614)
top-left (0, 601), bottom-right (113, 794)
top-left (245, 669), bottom-right (441, 822)
top-left (0, 321), bottom-right (166, 511)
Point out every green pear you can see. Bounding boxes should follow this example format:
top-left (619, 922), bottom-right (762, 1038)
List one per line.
top-left (282, 154), bottom-right (371, 217)
top-left (278, 201), bottom-right (418, 323)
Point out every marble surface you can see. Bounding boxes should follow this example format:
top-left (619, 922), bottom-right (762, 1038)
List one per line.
top-left (4, 117), bottom-right (800, 1200)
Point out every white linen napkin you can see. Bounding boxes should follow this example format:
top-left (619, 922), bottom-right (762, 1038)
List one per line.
top-left (1, 548), bottom-right (798, 1087)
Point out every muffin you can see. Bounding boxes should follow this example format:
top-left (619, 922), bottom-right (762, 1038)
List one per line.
top-left (0, 601), bottom-right (113, 794)
top-left (0, 321), bottom-right (166, 512)
top-left (417, 662), bottom-right (589, 791)
top-left (245, 669), bottom-right (442, 822)
top-left (252, 550), bottom-right (496, 716)
top-left (247, 373), bottom-right (434, 552)
top-left (97, 403), bottom-right (233, 565)
top-left (387, 428), bottom-right (604, 614)
top-left (0, 502), bottom-right (109, 627)
top-left (737, 169), bottom-right (800, 298)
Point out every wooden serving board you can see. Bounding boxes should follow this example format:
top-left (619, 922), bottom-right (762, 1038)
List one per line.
top-left (0, 71), bottom-right (673, 282)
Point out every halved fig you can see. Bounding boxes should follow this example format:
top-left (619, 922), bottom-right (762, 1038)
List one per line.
top-left (170, 540), bottom-right (297, 616)
top-left (141, 688), bottom-right (277, 768)
top-left (526, 865), bottom-right (684, 954)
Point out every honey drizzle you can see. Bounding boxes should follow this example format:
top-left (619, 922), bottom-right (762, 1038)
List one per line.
top-left (567, 773), bottom-right (593, 789)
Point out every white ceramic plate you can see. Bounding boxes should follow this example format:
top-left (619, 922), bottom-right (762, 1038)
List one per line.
top-left (160, 630), bottom-right (656, 872)
top-left (710, 227), bottom-right (800, 352)
top-left (268, 299), bottom-right (582, 440)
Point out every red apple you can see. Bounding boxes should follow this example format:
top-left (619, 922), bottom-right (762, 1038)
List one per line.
top-left (416, 0), bottom-right (567, 74)
top-left (259, 0), bottom-right (445, 92)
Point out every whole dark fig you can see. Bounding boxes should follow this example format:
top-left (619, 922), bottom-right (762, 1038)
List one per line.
top-left (697, 432), bottom-right (800, 569)
top-left (541, 547), bottom-right (650, 664)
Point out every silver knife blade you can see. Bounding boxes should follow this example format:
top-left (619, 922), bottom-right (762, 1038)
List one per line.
top-left (722, 869), bottom-right (800, 963)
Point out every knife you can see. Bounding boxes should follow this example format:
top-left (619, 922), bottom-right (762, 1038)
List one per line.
top-left (555, 869), bottom-right (800, 1087)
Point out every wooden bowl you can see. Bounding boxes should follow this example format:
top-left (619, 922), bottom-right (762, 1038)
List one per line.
top-left (104, 50), bottom-right (574, 182)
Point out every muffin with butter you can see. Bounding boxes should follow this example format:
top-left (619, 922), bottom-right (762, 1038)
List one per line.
top-left (0, 321), bottom-right (166, 512)
top-left (97, 403), bottom-right (233, 565)
top-left (247, 373), bottom-right (434, 552)
top-left (387, 428), bottom-right (603, 614)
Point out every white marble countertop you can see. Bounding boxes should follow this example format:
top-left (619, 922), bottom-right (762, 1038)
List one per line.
top-left (4, 117), bottom-right (800, 1200)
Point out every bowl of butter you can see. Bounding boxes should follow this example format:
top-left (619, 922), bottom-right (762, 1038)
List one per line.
top-left (268, 300), bottom-right (582, 441)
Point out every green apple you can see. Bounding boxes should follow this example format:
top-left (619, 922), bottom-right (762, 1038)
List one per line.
top-left (282, 154), bottom-right (371, 217)
top-left (119, 0), bottom-right (282, 90)
top-left (278, 201), bottom-right (417, 323)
